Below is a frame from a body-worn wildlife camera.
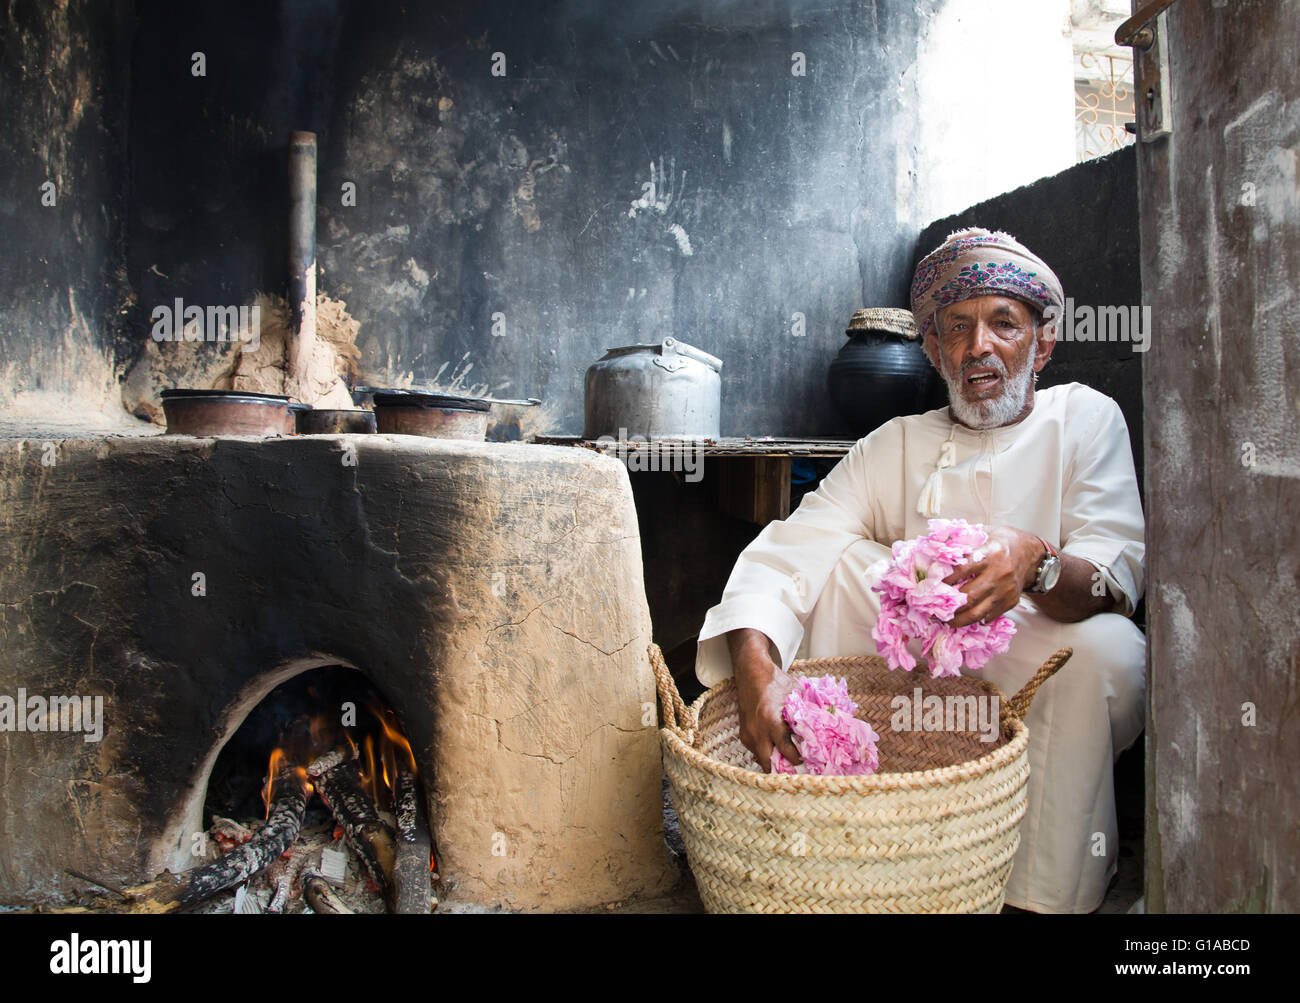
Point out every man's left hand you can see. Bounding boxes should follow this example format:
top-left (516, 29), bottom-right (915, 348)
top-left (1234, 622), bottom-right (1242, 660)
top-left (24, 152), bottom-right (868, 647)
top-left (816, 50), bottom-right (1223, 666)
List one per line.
top-left (943, 525), bottom-right (1043, 629)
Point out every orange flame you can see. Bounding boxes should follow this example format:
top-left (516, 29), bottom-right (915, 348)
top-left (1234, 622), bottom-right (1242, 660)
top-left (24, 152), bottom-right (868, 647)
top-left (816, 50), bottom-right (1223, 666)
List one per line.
top-left (345, 707), bottom-right (420, 811)
top-left (261, 694), bottom-right (420, 823)
top-left (362, 735), bottom-right (379, 808)
top-left (382, 740), bottom-right (396, 798)
top-left (262, 748), bottom-right (287, 818)
top-left (375, 710), bottom-right (418, 775)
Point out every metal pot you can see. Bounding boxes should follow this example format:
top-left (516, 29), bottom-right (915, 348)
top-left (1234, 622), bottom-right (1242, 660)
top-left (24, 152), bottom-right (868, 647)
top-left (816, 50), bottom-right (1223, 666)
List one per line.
top-left (583, 338), bottom-right (722, 439)
top-left (161, 390), bottom-right (295, 436)
top-left (371, 391), bottom-right (491, 440)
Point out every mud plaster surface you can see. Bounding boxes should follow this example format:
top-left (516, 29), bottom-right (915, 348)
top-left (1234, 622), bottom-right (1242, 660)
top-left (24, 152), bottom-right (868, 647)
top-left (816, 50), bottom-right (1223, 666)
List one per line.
top-left (120, 292), bottom-right (363, 423)
top-left (0, 435), bottom-right (677, 910)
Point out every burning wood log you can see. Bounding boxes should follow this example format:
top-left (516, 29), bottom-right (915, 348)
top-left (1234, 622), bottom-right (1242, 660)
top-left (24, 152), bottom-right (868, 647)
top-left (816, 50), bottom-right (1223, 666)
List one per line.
top-left (265, 841), bottom-right (311, 914)
top-left (392, 766), bottom-right (434, 914)
top-left (303, 874), bottom-right (354, 915)
top-left (266, 818), bottom-right (335, 913)
top-left (69, 763), bottom-right (311, 914)
top-left (180, 764), bottom-right (311, 907)
top-left (308, 750), bottom-right (395, 903)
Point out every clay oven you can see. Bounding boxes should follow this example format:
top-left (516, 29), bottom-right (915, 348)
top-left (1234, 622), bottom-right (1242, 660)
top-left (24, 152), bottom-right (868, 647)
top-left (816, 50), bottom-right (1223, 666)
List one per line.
top-left (0, 433), bottom-right (677, 911)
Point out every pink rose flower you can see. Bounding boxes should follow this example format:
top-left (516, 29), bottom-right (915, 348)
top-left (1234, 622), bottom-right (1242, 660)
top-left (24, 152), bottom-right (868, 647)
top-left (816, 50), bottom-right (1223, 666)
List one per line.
top-left (770, 675), bottom-right (881, 776)
top-left (869, 519), bottom-right (1017, 677)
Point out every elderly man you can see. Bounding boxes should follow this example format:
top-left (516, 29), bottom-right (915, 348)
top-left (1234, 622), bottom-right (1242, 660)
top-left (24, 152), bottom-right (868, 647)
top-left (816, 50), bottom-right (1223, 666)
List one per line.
top-left (696, 228), bottom-right (1146, 914)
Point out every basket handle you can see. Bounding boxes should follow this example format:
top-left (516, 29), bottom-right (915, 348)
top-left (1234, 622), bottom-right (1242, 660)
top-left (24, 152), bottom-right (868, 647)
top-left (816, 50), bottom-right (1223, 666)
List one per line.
top-left (1004, 647), bottom-right (1072, 721)
top-left (649, 643), bottom-right (693, 742)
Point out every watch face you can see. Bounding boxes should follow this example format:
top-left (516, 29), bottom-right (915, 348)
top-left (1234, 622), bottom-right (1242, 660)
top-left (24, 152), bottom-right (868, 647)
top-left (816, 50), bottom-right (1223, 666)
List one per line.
top-left (1039, 556), bottom-right (1063, 592)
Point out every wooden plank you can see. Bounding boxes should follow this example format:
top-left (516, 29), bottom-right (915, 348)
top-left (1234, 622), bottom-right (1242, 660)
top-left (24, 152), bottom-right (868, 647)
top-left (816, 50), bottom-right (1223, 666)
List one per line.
top-left (533, 435), bottom-right (853, 458)
top-left (716, 456), bottom-right (791, 525)
top-left (755, 456), bottom-right (791, 523)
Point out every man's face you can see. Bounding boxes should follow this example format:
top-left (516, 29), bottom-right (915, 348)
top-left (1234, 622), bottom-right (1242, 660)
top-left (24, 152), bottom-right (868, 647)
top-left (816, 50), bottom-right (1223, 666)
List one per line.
top-left (924, 295), bottom-right (1054, 428)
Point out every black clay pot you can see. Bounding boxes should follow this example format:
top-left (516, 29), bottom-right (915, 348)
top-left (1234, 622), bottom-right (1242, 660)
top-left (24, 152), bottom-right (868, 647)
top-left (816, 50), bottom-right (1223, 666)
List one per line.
top-left (827, 329), bottom-right (941, 437)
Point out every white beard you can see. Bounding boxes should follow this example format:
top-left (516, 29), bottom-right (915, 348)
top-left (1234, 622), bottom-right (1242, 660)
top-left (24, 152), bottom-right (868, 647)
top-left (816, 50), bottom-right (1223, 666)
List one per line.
top-left (939, 354), bottom-right (1035, 429)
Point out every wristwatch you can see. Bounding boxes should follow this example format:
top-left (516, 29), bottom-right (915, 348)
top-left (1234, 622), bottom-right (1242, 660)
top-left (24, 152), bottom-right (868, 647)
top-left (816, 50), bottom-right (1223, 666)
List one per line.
top-left (1027, 536), bottom-right (1063, 594)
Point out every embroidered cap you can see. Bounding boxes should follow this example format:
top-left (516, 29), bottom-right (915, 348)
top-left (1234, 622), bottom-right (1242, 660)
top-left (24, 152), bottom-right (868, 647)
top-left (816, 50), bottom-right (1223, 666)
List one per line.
top-left (910, 228), bottom-right (1065, 342)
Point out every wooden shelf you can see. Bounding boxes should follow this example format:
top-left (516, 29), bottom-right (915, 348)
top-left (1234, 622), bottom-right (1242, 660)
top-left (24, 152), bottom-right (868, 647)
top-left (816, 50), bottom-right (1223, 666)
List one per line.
top-left (533, 435), bottom-right (856, 525)
top-left (534, 435), bottom-right (855, 458)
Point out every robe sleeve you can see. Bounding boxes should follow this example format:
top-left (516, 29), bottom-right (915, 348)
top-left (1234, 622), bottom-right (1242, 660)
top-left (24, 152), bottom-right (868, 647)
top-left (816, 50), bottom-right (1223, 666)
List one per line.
top-left (1058, 393), bottom-right (1146, 616)
top-left (694, 426), bottom-right (891, 686)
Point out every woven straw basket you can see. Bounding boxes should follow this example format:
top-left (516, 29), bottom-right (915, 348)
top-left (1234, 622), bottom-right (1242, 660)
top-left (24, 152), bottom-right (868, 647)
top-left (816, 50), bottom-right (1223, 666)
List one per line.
top-left (653, 644), bottom-right (1071, 913)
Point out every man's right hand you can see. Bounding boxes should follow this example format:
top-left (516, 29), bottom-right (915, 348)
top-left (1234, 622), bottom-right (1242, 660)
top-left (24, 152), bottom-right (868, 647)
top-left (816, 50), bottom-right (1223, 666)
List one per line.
top-left (726, 628), bottom-right (802, 773)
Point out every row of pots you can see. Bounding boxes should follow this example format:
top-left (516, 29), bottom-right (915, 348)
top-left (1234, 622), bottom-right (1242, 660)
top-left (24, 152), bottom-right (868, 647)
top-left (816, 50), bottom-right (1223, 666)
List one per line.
top-left (160, 389), bottom-right (500, 440)
top-left (163, 310), bottom-right (939, 441)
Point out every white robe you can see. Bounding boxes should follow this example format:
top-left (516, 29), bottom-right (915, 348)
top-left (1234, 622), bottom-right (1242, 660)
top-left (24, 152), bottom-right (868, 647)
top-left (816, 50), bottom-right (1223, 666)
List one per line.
top-left (696, 382), bottom-right (1147, 913)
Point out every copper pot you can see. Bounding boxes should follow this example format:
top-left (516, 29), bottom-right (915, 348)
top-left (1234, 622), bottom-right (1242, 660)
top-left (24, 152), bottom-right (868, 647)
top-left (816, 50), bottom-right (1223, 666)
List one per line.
top-left (371, 391), bottom-right (491, 441)
top-left (161, 390), bottom-right (295, 436)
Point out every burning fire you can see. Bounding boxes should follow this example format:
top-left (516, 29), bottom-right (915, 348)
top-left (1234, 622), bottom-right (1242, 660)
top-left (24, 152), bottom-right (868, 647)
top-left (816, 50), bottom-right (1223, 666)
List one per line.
top-left (261, 748), bottom-right (313, 819)
top-left (212, 673), bottom-right (437, 916)
top-left (376, 709), bottom-right (417, 773)
top-left (362, 735), bottom-right (378, 807)
top-left (261, 748), bottom-right (286, 817)
top-left (261, 705), bottom-right (418, 819)
top-left (357, 709), bottom-right (416, 812)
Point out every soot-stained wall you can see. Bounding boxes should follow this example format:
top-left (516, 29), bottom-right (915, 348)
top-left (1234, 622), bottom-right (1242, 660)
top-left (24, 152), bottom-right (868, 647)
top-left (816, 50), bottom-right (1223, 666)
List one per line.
top-left (121, 0), bottom-right (937, 436)
top-left (125, 0), bottom-right (347, 345)
top-left (915, 146), bottom-right (1144, 486)
top-left (0, 0), bottom-right (133, 407)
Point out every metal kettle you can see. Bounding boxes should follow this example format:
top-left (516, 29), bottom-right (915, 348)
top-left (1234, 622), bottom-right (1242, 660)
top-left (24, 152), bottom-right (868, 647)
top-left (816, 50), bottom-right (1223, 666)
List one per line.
top-left (582, 338), bottom-right (722, 439)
